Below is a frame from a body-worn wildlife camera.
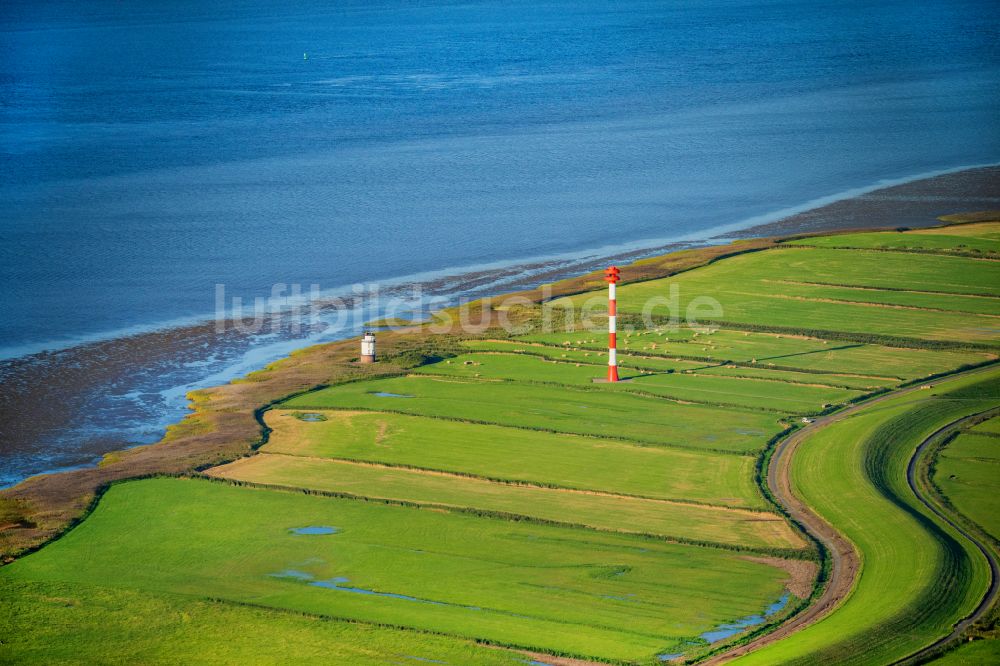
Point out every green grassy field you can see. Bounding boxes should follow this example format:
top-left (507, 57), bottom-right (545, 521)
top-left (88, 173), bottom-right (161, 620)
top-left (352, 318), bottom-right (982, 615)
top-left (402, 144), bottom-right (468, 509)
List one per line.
top-left (934, 430), bottom-right (1000, 539)
top-left (928, 415), bottom-right (1000, 664)
top-left (557, 246), bottom-right (1000, 344)
top-left (210, 454), bottom-right (801, 550)
top-left (261, 410), bottom-right (766, 508)
top-left (0, 477), bottom-right (792, 662)
top-left (521, 327), bottom-right (991, 379)
top-left (731, 370), bottom-right (1000, 665)
top-left (460, 338), bottom-right (704, 372)
top-left (284, 375), bottom-right (784, 453)
top-left (414, 351), bottom-right (643, 384)
top-left (969, 415), bottom-right (1000, 436)
top-left (696, 364), bottom-right (896, 391)
top-left (0, 578), bottom-right (526, 665)
top-left (931, 639), bottom-right (1000, 665)
top-left (413, 352), bottom-right (861, 413)
top-left (784, 222), bottom-right (1000, 256)
top-left (731, 275), bottom-right (1000, 317)
top-left (464, 337), bottom-right (897, 390)
top-left (4, 223), bottom-right (998, 664)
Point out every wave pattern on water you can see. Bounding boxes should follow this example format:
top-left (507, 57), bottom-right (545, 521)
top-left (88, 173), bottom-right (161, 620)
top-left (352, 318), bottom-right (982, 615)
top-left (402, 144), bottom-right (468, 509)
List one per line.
top-left (1, 0), bottom-right (999, 485)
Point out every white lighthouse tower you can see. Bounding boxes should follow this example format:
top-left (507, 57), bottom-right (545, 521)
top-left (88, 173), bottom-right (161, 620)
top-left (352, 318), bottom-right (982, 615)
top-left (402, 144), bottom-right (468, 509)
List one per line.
top-left (360, 330), bottom-right (376, 363)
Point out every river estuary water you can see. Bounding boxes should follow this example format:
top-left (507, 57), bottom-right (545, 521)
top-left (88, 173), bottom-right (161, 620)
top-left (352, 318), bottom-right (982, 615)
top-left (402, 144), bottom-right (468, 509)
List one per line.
top-left (1, 0), bottom-right (999, 484)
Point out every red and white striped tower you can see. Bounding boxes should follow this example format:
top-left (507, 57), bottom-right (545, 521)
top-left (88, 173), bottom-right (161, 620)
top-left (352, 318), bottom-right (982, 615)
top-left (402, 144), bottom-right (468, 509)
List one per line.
top-left (604, 266), bottom-right (621, 382)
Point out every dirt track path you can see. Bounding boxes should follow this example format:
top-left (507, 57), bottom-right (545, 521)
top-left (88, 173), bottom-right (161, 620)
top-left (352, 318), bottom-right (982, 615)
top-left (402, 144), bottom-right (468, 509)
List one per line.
top-left (703, 365), bottom-right (998, 664)
top-left (700, 410), bottom-right (861, 664)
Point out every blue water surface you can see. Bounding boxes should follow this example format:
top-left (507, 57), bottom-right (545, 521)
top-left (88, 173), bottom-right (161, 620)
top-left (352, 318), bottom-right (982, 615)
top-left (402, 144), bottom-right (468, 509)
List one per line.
top-left (289, 526), bottom-right (339, 535)
top-left (2, 0), bottom-right (999, 351)
top-left (2, 0), bottom-right (999, 486)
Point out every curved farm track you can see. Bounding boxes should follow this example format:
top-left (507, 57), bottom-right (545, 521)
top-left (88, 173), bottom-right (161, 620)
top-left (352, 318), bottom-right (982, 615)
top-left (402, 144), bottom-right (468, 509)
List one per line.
top-left (700, 410), bottom-right (861, 664)
top-left (705, 366), bottom-right (999, 665)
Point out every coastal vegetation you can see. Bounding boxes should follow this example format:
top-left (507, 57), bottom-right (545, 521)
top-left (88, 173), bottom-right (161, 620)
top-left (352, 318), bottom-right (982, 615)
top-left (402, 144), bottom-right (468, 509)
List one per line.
top-left (784, 221), bottom-right (1000, 257)
top-left (2, 218), bottom-right (998, 664)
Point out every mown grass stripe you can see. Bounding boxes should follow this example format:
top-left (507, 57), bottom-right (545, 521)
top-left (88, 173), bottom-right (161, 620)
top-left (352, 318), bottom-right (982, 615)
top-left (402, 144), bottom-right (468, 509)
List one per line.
top-left (273, 405), bottom-right (760, 456)
top-left (199, 473), bottom-right (810, 559)
top-left (259, 451), bottom-right (763, 512)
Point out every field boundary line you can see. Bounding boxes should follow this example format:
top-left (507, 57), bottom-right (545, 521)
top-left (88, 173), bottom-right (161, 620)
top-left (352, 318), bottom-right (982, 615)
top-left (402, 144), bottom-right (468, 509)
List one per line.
top-left (271, 405), bottom-right (763, 456)
top-left (643, 317), bottom-right (1000, 352)
top-left (738, 291), bottom-right (1000, 318)
top-left (433, 349), bottom-right (871, 395)
top-left (196, 473), bottom-right (809, 558)
top-left (195, 597), bottom-right (616, 666)
top-left (764, 278), bottom-right (1000, 301)
top-left (406, 371), bottom-right (801, 415)
top-left (482, 337), bottom-right (922, 381)
top-left (245, 451), bottom-right (775, 514)
top-left (776, 243), bottom-right (1000, 261)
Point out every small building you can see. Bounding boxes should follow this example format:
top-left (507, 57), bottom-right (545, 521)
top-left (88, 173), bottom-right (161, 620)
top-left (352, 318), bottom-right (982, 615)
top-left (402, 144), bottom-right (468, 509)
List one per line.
top-left (360, 331), bottom-right (376, 363)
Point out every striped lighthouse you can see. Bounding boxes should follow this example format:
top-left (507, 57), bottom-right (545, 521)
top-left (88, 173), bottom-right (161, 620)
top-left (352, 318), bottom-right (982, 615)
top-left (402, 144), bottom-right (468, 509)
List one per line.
top-left (604, 266), bottom-right (621, 382)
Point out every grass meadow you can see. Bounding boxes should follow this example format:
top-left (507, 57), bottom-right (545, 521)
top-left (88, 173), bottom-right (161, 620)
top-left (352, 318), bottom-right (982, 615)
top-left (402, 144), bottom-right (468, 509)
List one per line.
top-left (731, 370), bottom-right (1000, 665)
top-left (1, 477), bottom-right (792, 662)
top-left (557, 246), bottom-right (1000, 344)
top-left (460, 338), bottom-right (703, 372)
top-left (414, 352), bottom-right (861, 413)
top-left (4, 224), bottom-right (998, 664)
top-left (784, 222), bottom-right (1000, 256)
top-left (0, 578), bottom-right (526, 665)
top-left (261, 410), bottom-right (766, 508)
top-left (284, 375), bottom-right (784, 453)
top-left (209, 454), bottom-right (802, 550)
top-left (934, 430), bottom-right (1000, 540)
top-left (522, 327), bottom-right (991, 379)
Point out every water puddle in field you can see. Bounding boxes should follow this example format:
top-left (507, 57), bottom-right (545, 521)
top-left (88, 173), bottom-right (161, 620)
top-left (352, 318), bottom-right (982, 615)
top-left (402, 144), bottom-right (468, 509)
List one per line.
top-left (294, 412), bottom-right (327, 422)
top-left (699, 593), bottom-right (790, 642)
top-left (310, 576), bottom-right (454, 605)
top-left (655, 592), bottom-right (790, 662)
top-left (372, 392), bottom-right (414, 398)
top-left (270, 571), bottom-right (476, 610)
top-left (289, 526), bottom-right (339, 535)
top-left (269, 569), bottom-right (314, 580)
